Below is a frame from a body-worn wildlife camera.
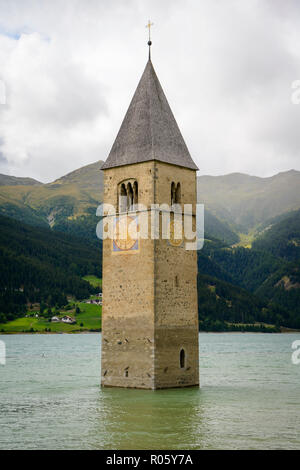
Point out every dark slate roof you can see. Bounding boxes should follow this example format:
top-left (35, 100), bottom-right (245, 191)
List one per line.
top-left (101, 60), bottom-right (198, 170)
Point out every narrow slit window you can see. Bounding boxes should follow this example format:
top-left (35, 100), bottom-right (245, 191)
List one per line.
top-left (119, 184), bottom-right (127, 213)
top-left (171, 182), bottom-right (176, 206)
top-left (127, 183), bottom-right (134, 211)
top-left (133, 181), bottom-right (138, 207)
top-left (175, 183), bottom-right (181, 203)
top-left (180, 349), bottom-right (185, 369)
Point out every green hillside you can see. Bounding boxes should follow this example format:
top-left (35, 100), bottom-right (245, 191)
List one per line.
top-left (1, 162), bottom-right (300, 332)
top-left (204, 209), bottom-right (239, 245)
top-left (0, 215), bottom-right (101, 324)
top-left (196, 224), bottom-right (297, 329)
top-left (52, 160), bottom-right (104, 191)
top-left (0, 162), bottom-right (300, 246)
top-left (198, 250), bottom-right (234, 284)
top-left (197, 170), bottom-right (300, 232)
top-left (209, 246), bottom-right (283, 292)
top-left (252, 209), bottom-right (300, 261)
top-left (197, 273), bottom-right (280, 332)
top-left (0, 302), bottom-right (102, 334)
top-left (0, 173), bottom-right (42, 186)
top-left (255, 262), bottom-right (300, 329)
top-left (0, 202), bottom-right (49, 227)
top-left (0, 160), bottom-right (104, 234)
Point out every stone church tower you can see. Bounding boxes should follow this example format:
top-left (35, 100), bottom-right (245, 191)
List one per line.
top-left (100, 53), bottom-right (199, 389)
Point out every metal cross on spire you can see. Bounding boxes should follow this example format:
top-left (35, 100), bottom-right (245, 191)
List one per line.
top-left (146, 20), bottom-right (154, 60)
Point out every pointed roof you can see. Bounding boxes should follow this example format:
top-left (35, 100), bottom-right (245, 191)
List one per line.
top-left (101, 60), bottom-right (198, 170)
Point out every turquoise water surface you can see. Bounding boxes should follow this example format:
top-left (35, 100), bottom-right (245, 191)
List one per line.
top-left (0, 333), bottom-right (299, 449)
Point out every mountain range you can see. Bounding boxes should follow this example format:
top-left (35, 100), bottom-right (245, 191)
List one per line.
top-left (197, 170), bottom-right (300, 232)
top-left (0, 161), bottom-right (299, 330)
top-left (1, 162), bottom-right (300, 241)
top-left (0, 174), bottom-right (42, 187)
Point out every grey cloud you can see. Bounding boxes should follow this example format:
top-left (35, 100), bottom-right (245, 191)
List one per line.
top-left (0, 0), bottom-right (299, 181)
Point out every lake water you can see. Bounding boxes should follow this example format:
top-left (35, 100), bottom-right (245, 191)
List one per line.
top-left (0, 333), bottom-right (299, 450)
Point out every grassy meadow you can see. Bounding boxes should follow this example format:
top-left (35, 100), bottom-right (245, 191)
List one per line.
top-left (83, 275), bottom-right (102, 288)
top-left (0, 302), bottom-right (102, 334)
top-left (0, 276), bottom-right (102, 334)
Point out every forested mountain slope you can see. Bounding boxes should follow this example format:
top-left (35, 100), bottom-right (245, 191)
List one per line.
top-left (0, 215), bottom-right (101, 323)
top-left (252, 209), bottom-right (300, 261)
top-left (0, 162), bottom-right (300, 331)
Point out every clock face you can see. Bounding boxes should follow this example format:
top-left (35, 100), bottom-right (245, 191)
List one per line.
top-left (113, 215), bottom-right (139, 252)
top-left (169, 218), bottom-right (184, 247)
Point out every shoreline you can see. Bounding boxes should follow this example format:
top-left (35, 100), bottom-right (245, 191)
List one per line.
top-left (1, 329), bottom-right (299, 335)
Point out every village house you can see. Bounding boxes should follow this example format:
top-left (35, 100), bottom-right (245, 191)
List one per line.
top-left (61, 315), bottom-right (76, 324)
top-left (51, 315), bottom-right (76, 324)
top-left (85, 299), bottom-right (102, 305)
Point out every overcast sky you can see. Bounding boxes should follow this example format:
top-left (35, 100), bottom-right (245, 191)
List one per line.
top-left (0, 0), bottom-right (300, 182)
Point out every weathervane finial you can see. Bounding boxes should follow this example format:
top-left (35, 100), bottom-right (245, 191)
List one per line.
top-left (146, 20), bottom-right (154, 60)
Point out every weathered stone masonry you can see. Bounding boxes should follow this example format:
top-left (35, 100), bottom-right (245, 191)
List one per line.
top-left (101, 59), bottom-right (199, 389)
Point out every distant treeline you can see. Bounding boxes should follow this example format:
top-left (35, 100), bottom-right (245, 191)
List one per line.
top-left (197, 271), bottom-right (300, 331)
